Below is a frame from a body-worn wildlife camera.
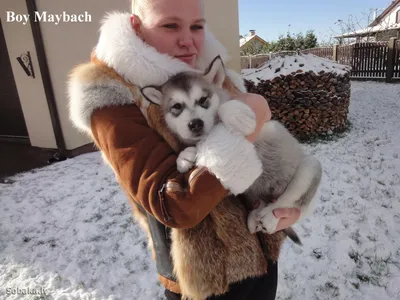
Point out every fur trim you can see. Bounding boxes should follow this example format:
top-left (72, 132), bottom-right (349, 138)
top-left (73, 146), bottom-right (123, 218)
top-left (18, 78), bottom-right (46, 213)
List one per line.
top-left (68, 63), bottom-right (134, 134)
top-left (195, 28), bottom-right (230, 72)
top-left (171, 196), bottom-right (268, 300)
top-left (196, 124), bottom-right (263, 195)
top-left (226, 69), bottom-right (247, 93)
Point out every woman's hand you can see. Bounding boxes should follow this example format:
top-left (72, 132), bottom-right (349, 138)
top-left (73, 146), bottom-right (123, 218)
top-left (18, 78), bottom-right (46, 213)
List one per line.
top-left (252, 200), bottom-right (301, 233)
top-left (234, 93), bottom-right (272, 143)
top-left (273, 208), bottom-right (301, 233)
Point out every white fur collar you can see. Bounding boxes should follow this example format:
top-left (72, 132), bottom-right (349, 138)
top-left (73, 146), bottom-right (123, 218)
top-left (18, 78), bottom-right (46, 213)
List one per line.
top-left (94, 12), bottom-right (230, 87)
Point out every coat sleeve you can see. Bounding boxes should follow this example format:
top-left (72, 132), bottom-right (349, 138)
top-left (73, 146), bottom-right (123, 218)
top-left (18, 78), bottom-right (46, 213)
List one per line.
top-left (90, 104), bottom-right (229, 229)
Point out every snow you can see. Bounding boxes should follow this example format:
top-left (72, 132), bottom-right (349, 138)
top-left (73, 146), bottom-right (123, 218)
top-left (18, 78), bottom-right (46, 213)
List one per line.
top-left (1, 81), bottom-right (400, 300)
top-left (241, 53), bottom-right (351, 83)
top-left (276, 81), bottom-right (400, 300)
top-left (0, 160), bottom-right (162, 299)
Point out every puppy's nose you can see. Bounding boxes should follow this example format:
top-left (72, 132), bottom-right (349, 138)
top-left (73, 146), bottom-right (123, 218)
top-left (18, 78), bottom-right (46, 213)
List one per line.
top-left (188, 119), bottom-right (204, 133)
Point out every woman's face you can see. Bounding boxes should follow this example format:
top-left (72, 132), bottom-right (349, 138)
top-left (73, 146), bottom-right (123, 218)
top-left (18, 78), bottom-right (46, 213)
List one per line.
top-left (131, 0), bottom-right (205, 67)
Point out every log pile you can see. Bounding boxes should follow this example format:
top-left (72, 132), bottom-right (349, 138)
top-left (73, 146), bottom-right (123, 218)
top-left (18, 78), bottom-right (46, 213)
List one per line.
top-left (244, 69), bottom-right (351, 142)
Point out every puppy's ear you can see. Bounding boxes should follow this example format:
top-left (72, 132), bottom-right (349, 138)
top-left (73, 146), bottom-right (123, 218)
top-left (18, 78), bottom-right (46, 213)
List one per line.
top-left (203, 55), bottom-right (226, 88)
top-left (140, 86), bottom-right (163, 106)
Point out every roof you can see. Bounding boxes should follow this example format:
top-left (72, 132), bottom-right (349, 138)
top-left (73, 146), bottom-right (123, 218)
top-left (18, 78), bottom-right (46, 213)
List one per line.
top-left (334, 22), bottom-right (400, 38)
top-left (240, 35), bottom-right (268, 48)
top-left (370, 0), bottom-right (400, 27)
top-left (240, 35), bottom-right (256, 47)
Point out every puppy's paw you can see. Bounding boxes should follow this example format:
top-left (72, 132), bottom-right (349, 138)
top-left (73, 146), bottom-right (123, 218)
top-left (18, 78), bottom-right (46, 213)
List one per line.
top-left (247, 209), bottom-right (259, 234)
top-left (257, 206), bottom-right (279, 234)
top-left (218, 100), bottom-right (256, 136)
top-left (176, 147), bottom-right (197, 173)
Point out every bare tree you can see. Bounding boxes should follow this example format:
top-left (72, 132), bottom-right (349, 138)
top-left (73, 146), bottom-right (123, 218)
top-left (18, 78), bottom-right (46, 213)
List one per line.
top-left (323, 7), bottom-right (394, 45)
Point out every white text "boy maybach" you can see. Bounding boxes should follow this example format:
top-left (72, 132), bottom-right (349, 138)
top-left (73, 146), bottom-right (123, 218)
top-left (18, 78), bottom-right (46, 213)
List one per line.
top-left (6, 11), bottom-right (92, 25)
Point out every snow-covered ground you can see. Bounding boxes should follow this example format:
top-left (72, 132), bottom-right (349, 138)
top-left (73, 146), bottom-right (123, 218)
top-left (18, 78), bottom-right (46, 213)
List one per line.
top-left (0, 81), bottom-right (399, 300)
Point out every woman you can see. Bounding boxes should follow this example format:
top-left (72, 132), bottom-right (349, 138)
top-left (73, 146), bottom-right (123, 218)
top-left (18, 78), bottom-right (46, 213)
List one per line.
top-left (68, 0), bottom-right (301, 299)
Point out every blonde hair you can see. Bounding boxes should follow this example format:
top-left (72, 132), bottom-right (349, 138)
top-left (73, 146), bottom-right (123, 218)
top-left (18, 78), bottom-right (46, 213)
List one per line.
top-left (131, 0), bottom-right (149, 20)
top-left (131, 0), bottom-right (204, 21)
top-left (131, 0), bottom-right (146, 16)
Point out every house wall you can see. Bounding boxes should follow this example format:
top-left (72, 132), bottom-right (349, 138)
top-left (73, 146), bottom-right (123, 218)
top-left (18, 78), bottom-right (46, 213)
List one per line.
top-left (374, 3), bottom-right (400, 42)
top-left (375, 29), bottom-right (400, 41)
top-left (378, 3), bottom-right (400, 26)
top-left (252, 39), bottom-right (265, 50)
top-left (0, 0), bottom-right (56, 148)
top-left (241, 38), bottom-right (266, 54)
top-left (1, 0), bottom-right (241, 150)
top-left (35, 0), bottom-right (129, 150)
top-left (204, 0), bottom-right (241, 72)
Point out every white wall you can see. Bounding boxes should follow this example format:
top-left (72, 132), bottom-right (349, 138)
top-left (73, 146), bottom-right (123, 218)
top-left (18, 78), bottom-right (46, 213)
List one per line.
top-left (35, 0), bottom-right (130, 150)
top-left (204, 0), bottom-right (240, 71)
top-left (378, 4), bottom-right (400, 27)
top-left (1, 0), bottom-right (57, 148)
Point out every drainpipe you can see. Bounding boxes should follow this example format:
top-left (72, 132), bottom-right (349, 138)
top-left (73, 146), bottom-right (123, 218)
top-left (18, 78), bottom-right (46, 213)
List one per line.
top-left (25, 0), bottom-right (67, 162)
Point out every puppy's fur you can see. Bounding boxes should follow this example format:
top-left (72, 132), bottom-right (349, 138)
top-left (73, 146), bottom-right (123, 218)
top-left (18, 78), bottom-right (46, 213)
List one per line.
top-left (141, 56), bottom-right (322, 244)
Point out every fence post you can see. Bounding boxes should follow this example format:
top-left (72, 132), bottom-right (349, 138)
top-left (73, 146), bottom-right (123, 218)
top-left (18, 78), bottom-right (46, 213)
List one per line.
top-left (333, 45), bottom-right (339, 62)
top-left (386, 37), bottom-right (397, 83)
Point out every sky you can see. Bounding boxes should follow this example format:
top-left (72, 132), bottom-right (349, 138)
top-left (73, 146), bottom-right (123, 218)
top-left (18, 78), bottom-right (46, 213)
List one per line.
top-left (238, 0), bottom-right (395, 43)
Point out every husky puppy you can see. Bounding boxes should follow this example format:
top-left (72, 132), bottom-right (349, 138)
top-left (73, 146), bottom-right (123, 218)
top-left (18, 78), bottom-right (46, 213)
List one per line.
top-left (141, 56), bottom-right (322, 245)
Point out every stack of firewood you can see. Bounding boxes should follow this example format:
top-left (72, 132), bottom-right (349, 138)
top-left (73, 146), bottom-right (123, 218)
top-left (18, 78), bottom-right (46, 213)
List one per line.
top-left (244, 70), bottom-right (351, 141)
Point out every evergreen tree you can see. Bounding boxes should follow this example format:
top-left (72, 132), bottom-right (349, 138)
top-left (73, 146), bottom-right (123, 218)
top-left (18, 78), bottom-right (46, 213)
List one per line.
top-left (294, 32), bottom-right (305, 50)
top-left (240, 29), bottom-right (319, 55)
top-left (304, 30), bottom-right (318, 49)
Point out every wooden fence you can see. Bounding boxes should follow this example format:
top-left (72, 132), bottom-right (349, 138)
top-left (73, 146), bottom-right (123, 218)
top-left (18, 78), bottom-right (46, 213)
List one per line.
top-left (240, 51), bottom-right (298, 69)
top-left (302, 47), bottom-right (333, 60)
top-left (241, 54), bottom-right (269, 69)
top-left (394, 40), bottom-right (400, 79)
top-left (241, 38), bottom-right (400, 82)
top-left (336, 44), bottom-right (353, 67)
top-left (350, 42), bottom-right (389, 79)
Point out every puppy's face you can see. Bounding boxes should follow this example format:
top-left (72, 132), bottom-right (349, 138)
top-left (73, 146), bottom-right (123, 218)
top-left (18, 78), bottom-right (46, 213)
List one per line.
top-left (141, 56), bottom-right (227, 145)
top-left (161, 74), bottom-right (221, 144)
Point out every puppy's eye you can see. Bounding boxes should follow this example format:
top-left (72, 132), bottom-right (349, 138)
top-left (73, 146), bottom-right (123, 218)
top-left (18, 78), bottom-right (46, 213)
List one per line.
top-left (198, 97), bottom-right (209, 108)
top-left (199, 97), bottom-right (207, 104)
top-left (172, 103), bottom-right (182, 110)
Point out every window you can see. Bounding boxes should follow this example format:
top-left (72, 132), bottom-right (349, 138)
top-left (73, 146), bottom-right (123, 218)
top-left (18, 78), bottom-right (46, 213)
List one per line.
top-left (397, 10), bottom-right (400, 23)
